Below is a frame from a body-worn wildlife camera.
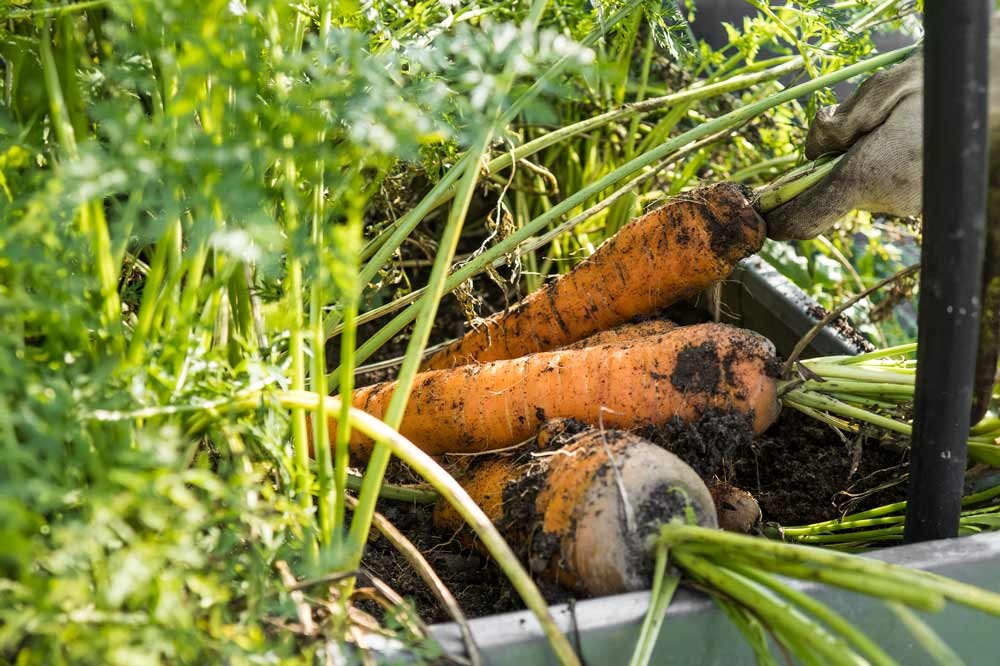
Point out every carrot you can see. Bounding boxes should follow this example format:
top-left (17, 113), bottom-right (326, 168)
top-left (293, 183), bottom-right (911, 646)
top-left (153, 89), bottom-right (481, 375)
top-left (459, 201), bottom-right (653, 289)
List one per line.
top-left (422, 182), bottom-right (764, 370)
top-left (339, 322), bottom-right (781, 461)
top-left (555, 318), bottom-right (676, 351)
top-left (433, 426), bottom-right (718, 595)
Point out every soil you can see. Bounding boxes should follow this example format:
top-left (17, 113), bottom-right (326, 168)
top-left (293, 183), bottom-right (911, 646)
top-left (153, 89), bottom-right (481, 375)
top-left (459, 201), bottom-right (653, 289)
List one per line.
top-left (670, 341), bottom-right (723, 394)
top-left (639, 408), bottom-right (909, 526)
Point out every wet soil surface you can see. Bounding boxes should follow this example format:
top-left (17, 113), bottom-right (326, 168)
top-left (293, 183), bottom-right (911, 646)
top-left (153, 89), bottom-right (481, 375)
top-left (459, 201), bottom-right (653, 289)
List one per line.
top-left (639, 408), bottom-right (909, 526)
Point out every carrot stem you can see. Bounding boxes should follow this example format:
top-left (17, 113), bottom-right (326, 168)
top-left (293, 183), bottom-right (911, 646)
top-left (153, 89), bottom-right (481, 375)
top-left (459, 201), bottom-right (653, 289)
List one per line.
top-left (676, 552), bottom-right (869, 666)
top-left (41, 20), bottom-right (122, 352)
top-left (754, 156), bottom-right (842, 212)
top-left (727, 563), bottom-right (898, 666)
top-left (311, 179), bottom-right (335, 546)
top-left (887, 602), bottom-right (968, 666)
top-left (660, 524), bottom-right (1000, 616)
top-left (627, 544), bottom-right (680, 666)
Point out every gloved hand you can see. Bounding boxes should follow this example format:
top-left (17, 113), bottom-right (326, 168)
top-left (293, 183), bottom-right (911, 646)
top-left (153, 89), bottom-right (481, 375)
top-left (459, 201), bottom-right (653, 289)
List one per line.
top-left (765, 53), bottom-right (924, 240)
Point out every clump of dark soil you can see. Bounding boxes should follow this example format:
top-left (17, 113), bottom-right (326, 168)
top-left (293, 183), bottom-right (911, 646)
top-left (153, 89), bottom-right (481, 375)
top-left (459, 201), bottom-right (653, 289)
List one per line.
top-left (670, 341), bottom-right (722, 394)
top-left (637, 408), bottom-right (754, 480)
top-left (627, 483), bottom-right (706, 582)
top-left (740, 410), bottom-right (908, 525)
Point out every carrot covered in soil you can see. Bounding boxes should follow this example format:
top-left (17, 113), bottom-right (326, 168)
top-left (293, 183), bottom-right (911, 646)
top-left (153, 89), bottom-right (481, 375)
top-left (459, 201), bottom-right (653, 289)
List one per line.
top-left (556, 318), bottom-right (676, 351)
top-left (433, 425), bottom-right (718, 595)
top-left (338, 322), bottom-right (781, 461)
top-left (422, 182), bottom-right (765, 371)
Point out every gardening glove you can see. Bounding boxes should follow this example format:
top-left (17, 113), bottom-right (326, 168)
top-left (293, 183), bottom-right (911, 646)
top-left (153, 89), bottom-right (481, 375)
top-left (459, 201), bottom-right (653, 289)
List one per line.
top-left (765, 53), bottom-right (924, 241)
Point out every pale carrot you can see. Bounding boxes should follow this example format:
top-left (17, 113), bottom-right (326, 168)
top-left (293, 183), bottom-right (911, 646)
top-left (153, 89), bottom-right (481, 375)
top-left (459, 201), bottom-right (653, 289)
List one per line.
top-left (433, 427), bottom-right (718, 595)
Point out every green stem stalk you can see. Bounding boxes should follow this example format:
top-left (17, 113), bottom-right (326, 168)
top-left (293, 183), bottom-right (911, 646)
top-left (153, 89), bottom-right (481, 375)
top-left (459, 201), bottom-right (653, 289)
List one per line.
top-left (728, 563), bottom-right (898, 666)
top-left (676, 553), bottom-right (868, 666)
top-left (755, 156), bottom-right (842, 212)
top-left (627, 544), bottom-right (679, 666)
top-left (283, 156), bottom-right (313, 536)
top-left (311, 178), bottom-right (335, 546)
top-left (661, 524), bottom-right (1000, 616)
top-left (127, 221), bottom-right (178, 363)
top-left (41, 21), bottom-right (122, 350)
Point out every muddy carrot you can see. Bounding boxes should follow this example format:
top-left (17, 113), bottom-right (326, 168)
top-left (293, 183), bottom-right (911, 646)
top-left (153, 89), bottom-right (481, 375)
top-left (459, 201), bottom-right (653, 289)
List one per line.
top-left (433, 426), bottom-right (718, 595)
top-left (339, 322), bottom-right (781, 461)
top-left (422, 182), bottom-right (765, 370)
top-left (556, 318), bottom-right (677, 351)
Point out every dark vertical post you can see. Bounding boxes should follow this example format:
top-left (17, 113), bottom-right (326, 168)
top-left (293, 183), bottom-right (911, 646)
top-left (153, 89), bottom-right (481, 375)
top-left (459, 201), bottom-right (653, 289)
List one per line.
top-left (904, 1), bottom-right (991, 543)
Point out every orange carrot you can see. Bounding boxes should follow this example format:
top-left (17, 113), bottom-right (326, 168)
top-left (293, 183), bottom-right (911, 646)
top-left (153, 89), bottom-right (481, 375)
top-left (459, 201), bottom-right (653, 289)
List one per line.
top-left (423, 182), bottom-right (764, 370)
top-left (433, 427), bottom-right (717, 595)
top-left (556, 318), bottom-right (676, 351)
top-left (339, 322), bottom-right (781, 461)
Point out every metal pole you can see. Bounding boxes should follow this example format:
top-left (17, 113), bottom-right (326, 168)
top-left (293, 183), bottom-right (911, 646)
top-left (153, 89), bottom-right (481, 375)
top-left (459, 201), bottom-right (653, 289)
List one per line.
top-left (904, 1), bottom-right (991, 543)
